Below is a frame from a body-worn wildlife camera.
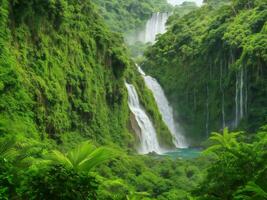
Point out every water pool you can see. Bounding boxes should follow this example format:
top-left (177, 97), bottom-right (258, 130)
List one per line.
top-left (162, 148), bottom-right (202, 159)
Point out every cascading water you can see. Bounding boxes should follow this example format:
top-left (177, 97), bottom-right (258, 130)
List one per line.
top-left (126, 12), bottom-right (169, 44)
top-left (206, 85), bottom-right (210, 137)
top-left (137, 66), bottom-right (188, 148)
top-left (220, 61), bottom-right (226, 128)
top-left (125, 2), bottom-right (199, 153)
top-left (235, 67), bottom-right (246, 127)
top-left (125, 82), bottom-right (162, 154)
top-left (145, 12), bottom-right (169, 43)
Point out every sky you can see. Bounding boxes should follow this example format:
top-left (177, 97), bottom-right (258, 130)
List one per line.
top-left (167, 0), bottom-right (203, 6)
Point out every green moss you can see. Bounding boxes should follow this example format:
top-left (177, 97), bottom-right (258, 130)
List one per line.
top-left (0, 0), bottom-right (133, 148)
top-left (0, 0), bottom-right (175, 151)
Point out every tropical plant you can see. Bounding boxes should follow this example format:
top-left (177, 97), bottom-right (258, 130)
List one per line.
top-left (126, 191), bottom-right (150, 200)
top-left (234, 181), bottom-right (267, 200)
top-left (194, 126), bottom-right (267, 199)
top-left (19, 165), bottom-right (98, 200)
top-left (0, 136), bottom-right (18, 161)
top-left (0, 135), bottom-right (50, 168)
top-left (46, 141), bottom-right (114, 173)
top-left (203, 127), bottom-right (241, 156)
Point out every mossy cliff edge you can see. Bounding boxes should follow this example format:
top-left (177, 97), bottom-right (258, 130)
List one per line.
top-left (0, 0), bottom-right (173, 150)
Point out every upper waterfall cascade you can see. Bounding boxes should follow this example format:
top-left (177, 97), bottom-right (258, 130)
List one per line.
top-left (138, 66), bottom-right (188, 148)
top-left (126, 12), bottom-right (169, 44)
top-left (125, 82), bottom-right (163, 154)
top-left (125, 0), bottom-right (203, 45)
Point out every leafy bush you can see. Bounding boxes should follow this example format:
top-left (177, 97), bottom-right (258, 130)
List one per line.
top-left (193, 126), bottom-right (267, 199)
top-left (0, 158), bottom-right (15, 199)
top-left (19, 165), bottom-right (98, 200)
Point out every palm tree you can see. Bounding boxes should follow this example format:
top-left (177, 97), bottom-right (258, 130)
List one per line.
top-left (46, 141), bottom-right (114, 173)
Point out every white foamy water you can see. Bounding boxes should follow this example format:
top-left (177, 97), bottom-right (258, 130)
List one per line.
top-left (125, 82), bottom-right (163, 154)
top-left (138, 66), bottom-right (188, 148)
top-left (126, 12), bottom-right (169, 44)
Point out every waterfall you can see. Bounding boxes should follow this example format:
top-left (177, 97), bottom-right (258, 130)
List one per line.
top-left (126, 12), bottom-right (169, 44)
top-left (245, 67), bottom-right (248, 116)
top-left (125, 82), bottom-right (163, 154)
top-left (234, 67), bottom-right (245, 127)
top-left (235, 71), bottom-right (239, 127)
top-left (145, 12), bottom-right (169, 43)
top-left (206, 85), bottom-right (210, 137)
top-left (137, 66), bottom-right (188, 148)
top-left (241, 69), bottom-right (244, 123)
top-left (220, 61), bottom-right (226, 128)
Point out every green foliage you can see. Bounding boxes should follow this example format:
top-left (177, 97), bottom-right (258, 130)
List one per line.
top-left (193, 126), bottom-right (267, 199)
top-left (235, 181), bottom-right (267, 200)
top-left (203, 128), bottom-right (241, 155)
top-left (0, 0), bottom-right (175, 152)
top-left (47, 141), bottom-right (113, 173)
top-left (19, 165), bottom-right (98, 200)
top-left (0, 137), bottom-right (111, 199)
top-left (97, 179), bottom-right (132, 200)
top-left (0, 134), bottom-right (208, 200)
top-left (168, 1), bottom-right (198, 23)
top-left (0, 159), bottom-right (14, 199)
top-left (0, 136), bottom-right (17, 160)
top-left (1, 0), bottom-right (266, 199)
top-left (96, 153), bottom-right (208, 200)
top-left (0, 0), bottom-right (135, 148)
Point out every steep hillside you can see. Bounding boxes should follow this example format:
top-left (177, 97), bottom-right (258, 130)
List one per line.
top-left (0, 0), bottom-right (172, 149)
top-left (143, 0), bottom-right (267, 142)
top-left (1, 1), bottom-right (266, 200)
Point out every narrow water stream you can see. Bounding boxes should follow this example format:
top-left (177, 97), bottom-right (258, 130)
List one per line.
top-left (138, 66), bottom-right (188, 148)
top-left (125, 82), bottom-right (163, 154)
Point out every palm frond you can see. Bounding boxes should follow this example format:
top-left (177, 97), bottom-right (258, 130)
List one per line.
top-left (67, 141), bottom-right (95, 167)
top-left (0, 136), bottom-right (19, 160)
top-left (236, 182), bottom-right (267, 199)
top-left (45, 141), bottom-right (114, 173)
top-left (47, 150), bottom-right (73, 169)
top-left (78, 147), bottom-right (114, 172)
